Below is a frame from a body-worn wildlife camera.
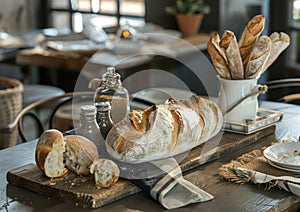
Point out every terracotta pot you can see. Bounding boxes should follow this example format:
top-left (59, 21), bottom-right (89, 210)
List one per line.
top-left (176, 14), bottom-right (204, 37)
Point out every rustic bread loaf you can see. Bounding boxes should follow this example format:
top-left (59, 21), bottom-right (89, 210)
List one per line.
top-left (90, 158), bottom-right (120, 188)
top-left (239, 15), bottom-right (265, 69)
top-left (35, 129), bottom-right (68, 178)
top-left (64, 135), bottom-right (99, 175)
top-left (207, 33), bottom-right (231, 79)
top-left (220, 30), bottom-right (244, 79)
top-left (106, 95), bottom-right (223, 163)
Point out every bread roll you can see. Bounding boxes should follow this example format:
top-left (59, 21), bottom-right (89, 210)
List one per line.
top-left (239, 15), bottom-right (265, 69)
top-left (245, 35), bottom-right (271, 79)
top-left (64, 135), bottom-right (99, 175)
top-left (90, 158), bottom-right (120, 188)
top-left (35, 129), bottom-right (68, 178)
top-left (207, 33), bottom-right (231, 79)
top-left (262, 32), bottom-right (290, 72)
top-left (106, 95), bottom-right (223, 163)
top-left (220, 30), bottom-right (244, 79)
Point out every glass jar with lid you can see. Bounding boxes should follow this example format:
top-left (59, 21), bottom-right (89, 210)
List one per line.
top-left (95, 101), bottom-right (113, 139)
top-left (94, 66), bottom-right (130, 124)
top-left (76, 105), bottom-right (102, 152)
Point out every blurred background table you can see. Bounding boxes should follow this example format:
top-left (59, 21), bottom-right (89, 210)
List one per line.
top-left (15, 32), bottom-right (216, 95)
top-left (16, 33), bottom-right (211, 72)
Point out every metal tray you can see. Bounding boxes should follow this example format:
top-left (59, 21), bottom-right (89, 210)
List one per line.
top-left (224, 108), bottom-right (284, 135)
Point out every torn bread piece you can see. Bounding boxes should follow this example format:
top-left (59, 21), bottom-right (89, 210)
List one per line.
top-left (35, 129), bottom-right (68, 178)
top-left (64, 135), bottom-right (99, 175)
top-left (90, 158), bottom-right (120, 188)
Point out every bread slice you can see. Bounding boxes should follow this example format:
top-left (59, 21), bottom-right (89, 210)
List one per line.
top-left (64, 135), bottom-right (99, 175)
top-left (90, 158), bottom-right (120, 188)
top-left (35, 129), bottom-right (68, 178)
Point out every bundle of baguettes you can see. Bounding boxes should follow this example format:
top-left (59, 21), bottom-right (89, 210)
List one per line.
top-left (105, 95), bottom-right (223, 163)
top-left (207, 15), bottom-right (290, 80)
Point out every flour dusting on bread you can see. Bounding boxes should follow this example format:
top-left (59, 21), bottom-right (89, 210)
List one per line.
top-left (106, 95), bottom-right (223, 163)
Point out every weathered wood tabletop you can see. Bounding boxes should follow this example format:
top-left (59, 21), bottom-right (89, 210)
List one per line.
top-left (1, 101), bottom-right (300, 211)
top-left (6, 126), bottom-right (274, 208)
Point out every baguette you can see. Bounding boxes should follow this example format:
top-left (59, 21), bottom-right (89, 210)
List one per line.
top-left (207, 33), bottom-right (231, 79)
top-left (64, 135), bottom-right (99, 175)
top-left (35, 129), bottom-right (68, 178)
top-left (245, 35), bottom-right (271, 79)
top-left (106, 95), bottom-right (223, 163)
top-left (239, 15), bottom-right (265, 69)
top-left (220, 30), bottom-right (244, 79)
top-left (262, 32), bottom-right (290, 72)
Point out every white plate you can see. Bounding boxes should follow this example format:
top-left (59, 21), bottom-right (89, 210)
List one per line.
top-left (47, 40), bottom-right (102, 53)
top-left (267, 160), bottom-right (300, 174)
top-left (263, 142), bottom-right (300, 169)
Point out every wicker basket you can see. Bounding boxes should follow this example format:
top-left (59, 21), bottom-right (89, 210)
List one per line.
top-left (0, 77), bottom-right (23, 149)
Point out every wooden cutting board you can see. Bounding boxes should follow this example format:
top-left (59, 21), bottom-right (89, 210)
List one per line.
top-left (7, 126), bottom-right (276, 208)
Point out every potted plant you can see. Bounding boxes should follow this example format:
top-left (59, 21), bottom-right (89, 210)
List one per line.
top-left (165, 0), bottom-right (211, 37)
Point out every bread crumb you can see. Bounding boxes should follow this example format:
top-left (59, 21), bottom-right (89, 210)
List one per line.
top-left (49, 181), bottom-right (56, 186)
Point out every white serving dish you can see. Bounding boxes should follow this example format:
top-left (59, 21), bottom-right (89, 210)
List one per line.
top-left (267, 159), bottom-right (300, 173)
top-left (263, 141), bottom-right (300, 170)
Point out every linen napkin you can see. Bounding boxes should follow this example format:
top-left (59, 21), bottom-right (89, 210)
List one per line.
top-left (219, 148), bottom-right (300, 196)
top-left (132, 158), bottom-right (214, 210)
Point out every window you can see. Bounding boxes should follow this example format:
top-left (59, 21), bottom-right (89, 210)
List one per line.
top-left (49, 0), bottom-right (145, 33)
top-left (291, 0), bottom-right (300, 66)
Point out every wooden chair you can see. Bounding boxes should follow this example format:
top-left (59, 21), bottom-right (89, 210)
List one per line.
top-left (265, 78), bottom-right (300, 104)
top-left (0, 91), bottom-right (93, 144)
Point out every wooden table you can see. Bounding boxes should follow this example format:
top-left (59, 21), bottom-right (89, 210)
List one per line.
top-left (16, 33), bottom-right (212, 72)
top-left (1, 101), bottom-right (300, 211)
top-left (15, 32), bottom-right (217, 94)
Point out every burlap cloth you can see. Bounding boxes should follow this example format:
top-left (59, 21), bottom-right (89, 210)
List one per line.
top-left (219, 147), bottom-right (300, 194)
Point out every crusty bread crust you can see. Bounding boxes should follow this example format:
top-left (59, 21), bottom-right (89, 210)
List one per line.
top-left (35, 129), bottom-right (68, 178)
top-left (64, 135), bottom-right (99, 159)
top-left (207, 33), bottom-right (231, 79)
top-left (220, 30), bottom-right (244, 80)
top-left (129, 105), bottom-right (156, 133)
top-left (90, 158), bottom-right (120, 188)
top-left (169, 109), bottom-right (182, 149)
top-left (35, 130), bottom-right (121, 188)
top-left (239, 15), bottom-right (265, 69)
top-left (64, 135), bottom-right (99, 175)
top-left (262, 32), bottom-right (290, 73)
top-left (245, 35), bottom-right (271, 79)
top-left (208, 15), bottom-right (290, 80)
top-left (106, 95), bottom-right (223, 163)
